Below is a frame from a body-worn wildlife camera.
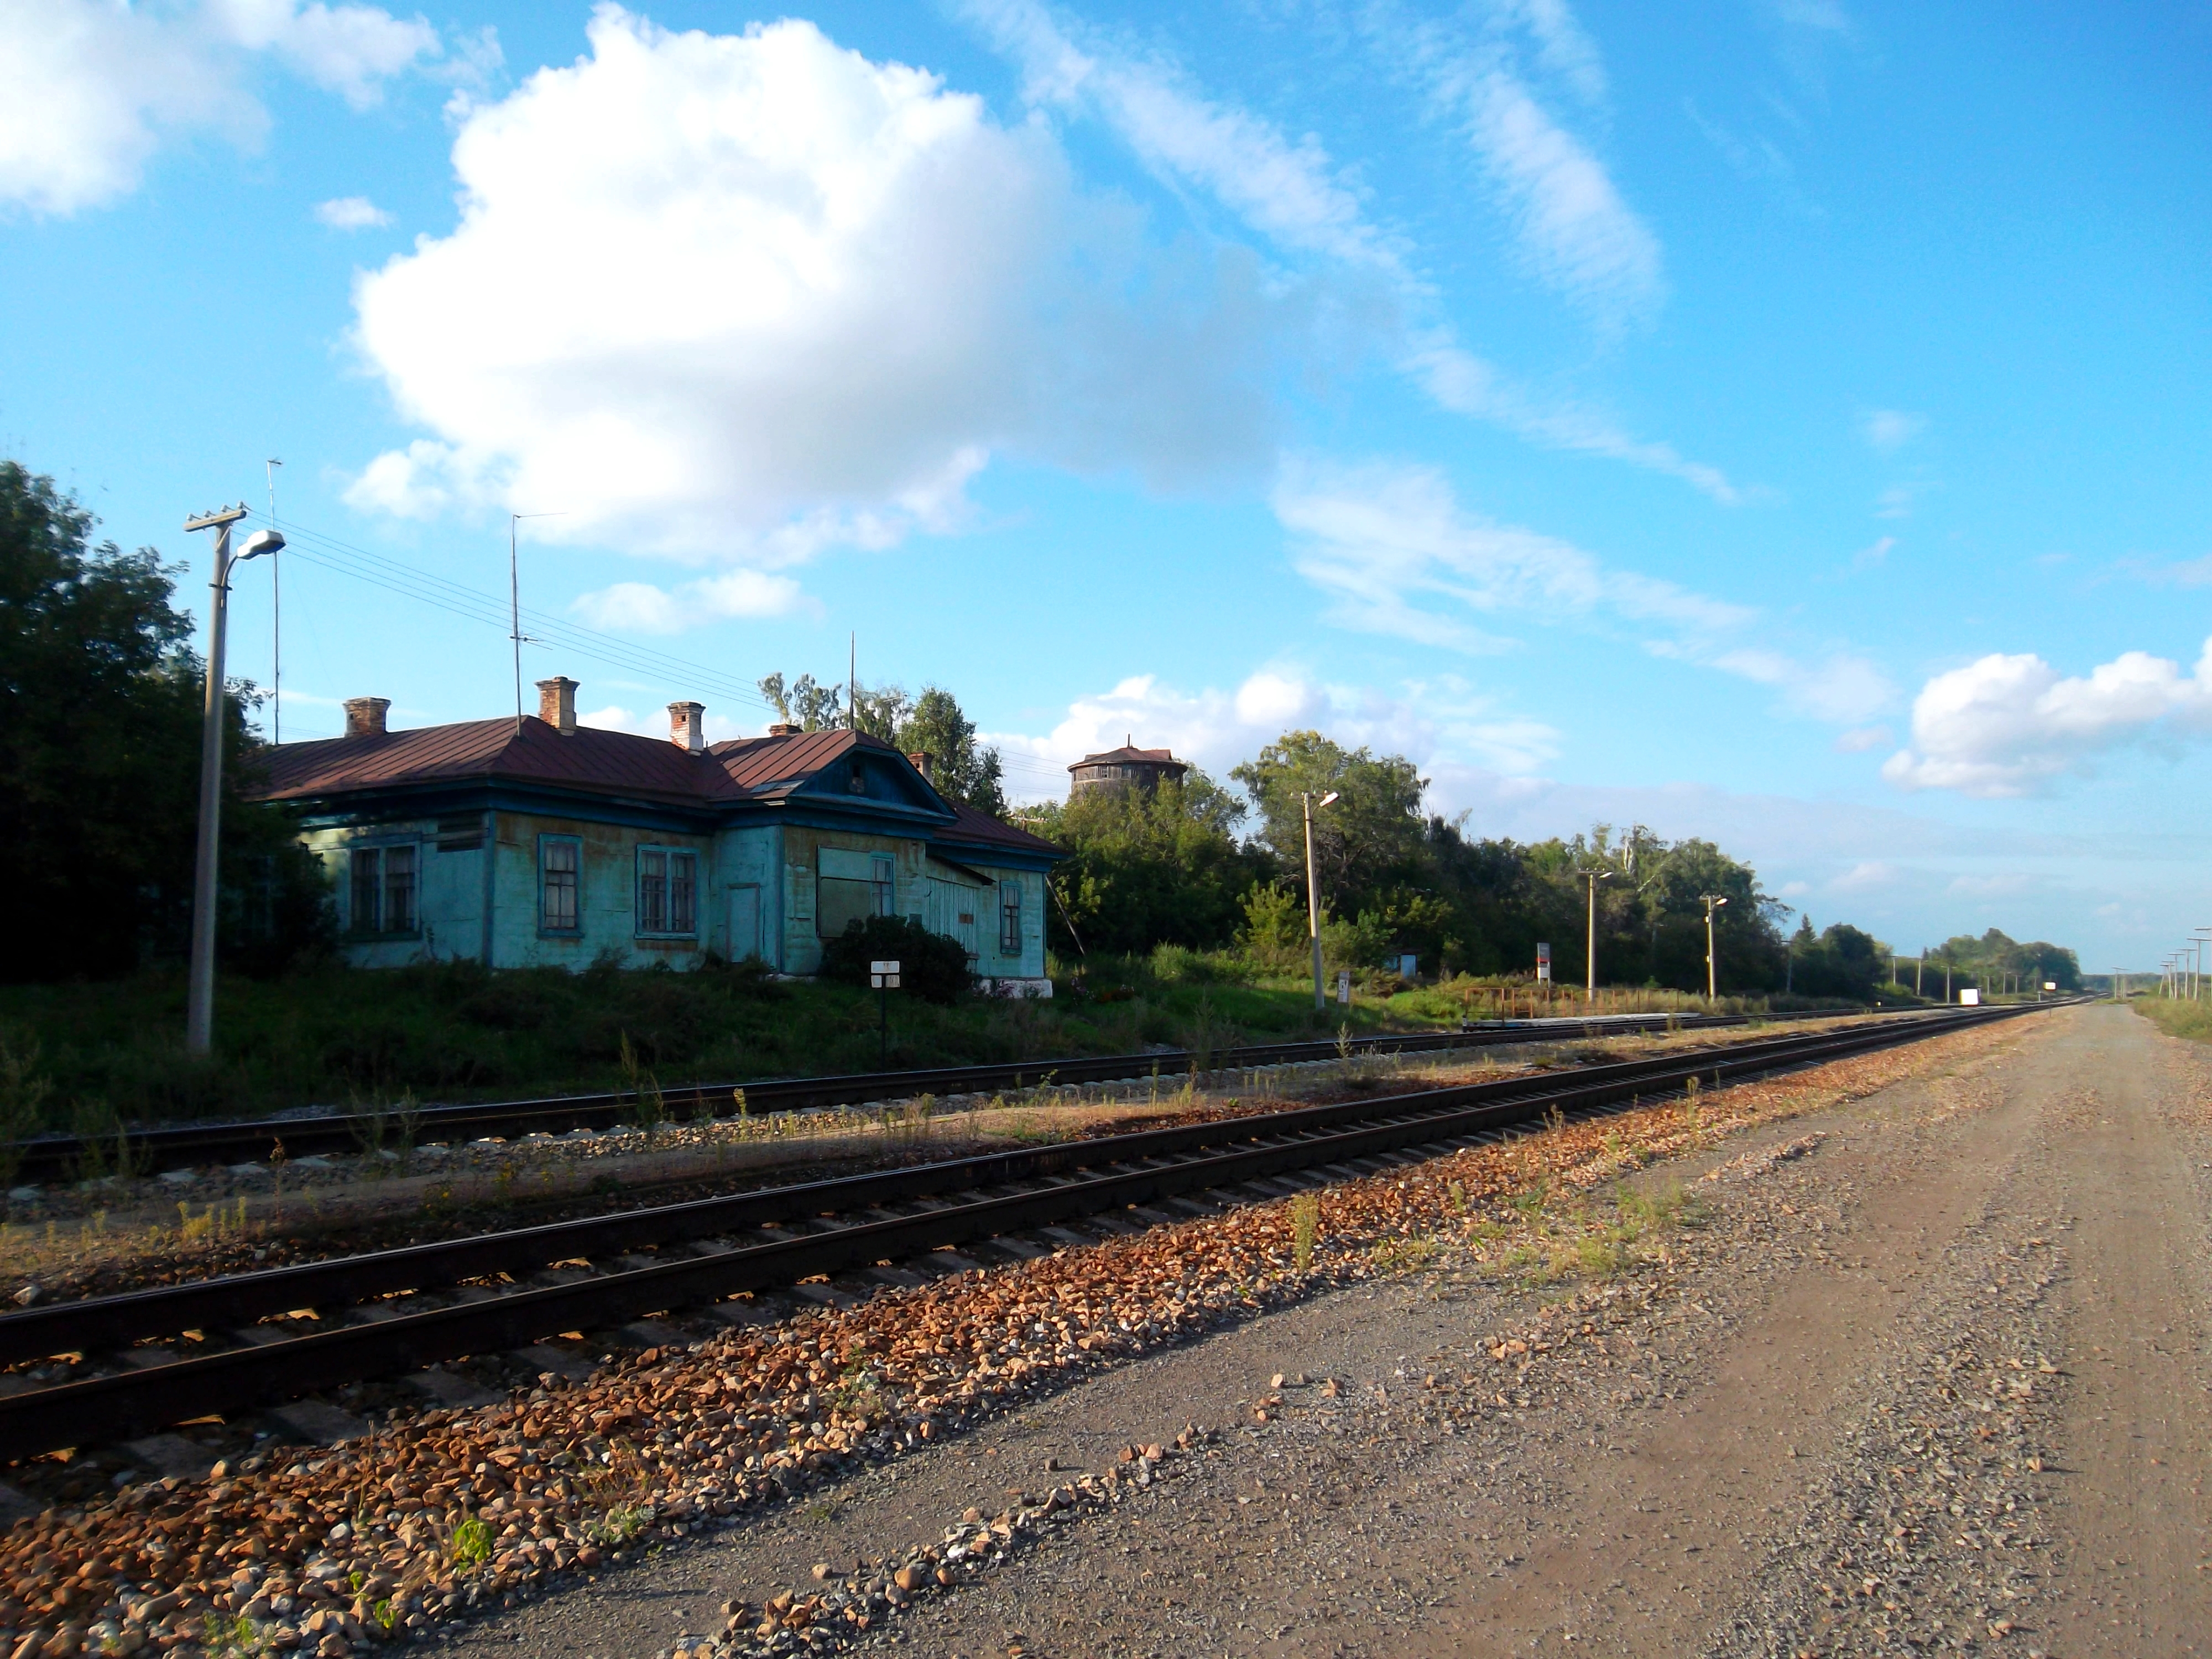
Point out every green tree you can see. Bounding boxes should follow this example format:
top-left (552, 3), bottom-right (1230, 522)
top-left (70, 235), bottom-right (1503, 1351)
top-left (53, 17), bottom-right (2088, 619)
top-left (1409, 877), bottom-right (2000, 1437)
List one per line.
top-left (1230, 731), bottom-right (1427, 917)
top-left (895, 686), bottom-right (1005, 817)
top-left (0, 461), bottom-right (332, 980)
top-left (756, 674), bottom-right (1006, 816)
top-left (756, 671), bottom-right (849, 731)
top-left (1025, 769), bottom-right (1263, 954)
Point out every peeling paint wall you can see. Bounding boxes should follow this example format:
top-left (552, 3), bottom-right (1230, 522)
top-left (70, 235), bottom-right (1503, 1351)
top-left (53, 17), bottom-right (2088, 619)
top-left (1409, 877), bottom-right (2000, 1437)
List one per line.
top-left (778, 823), bottom-right (930, 977)
top-left (300, 807), bottom-right (1048, 979)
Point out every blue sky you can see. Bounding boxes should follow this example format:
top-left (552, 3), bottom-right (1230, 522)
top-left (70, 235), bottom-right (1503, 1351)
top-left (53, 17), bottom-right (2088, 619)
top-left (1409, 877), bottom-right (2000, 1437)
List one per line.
top-left (3, 0), bottom-right (2208, 971)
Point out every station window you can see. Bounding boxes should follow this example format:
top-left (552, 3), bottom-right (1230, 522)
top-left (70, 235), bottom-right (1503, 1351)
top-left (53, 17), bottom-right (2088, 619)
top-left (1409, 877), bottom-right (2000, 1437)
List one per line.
top-left (638, 846), bottom-right (698, 936)
top-left (540, 836), bottom-right (581, 934)
top-left (998, 878), bottom-right (1022, 956)
top-left (349, 843), bottom-right (418, 935)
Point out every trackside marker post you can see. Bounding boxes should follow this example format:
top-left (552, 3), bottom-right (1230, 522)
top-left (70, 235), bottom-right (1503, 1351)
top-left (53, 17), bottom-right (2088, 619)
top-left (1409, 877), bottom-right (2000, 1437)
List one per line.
top-left (871, 959), bottom-right (901, 1065)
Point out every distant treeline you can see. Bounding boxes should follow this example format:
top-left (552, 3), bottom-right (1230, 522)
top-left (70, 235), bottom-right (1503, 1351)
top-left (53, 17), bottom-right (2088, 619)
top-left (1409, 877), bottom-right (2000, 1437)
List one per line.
top-left (1020, 732), bottom-right (2083, 999)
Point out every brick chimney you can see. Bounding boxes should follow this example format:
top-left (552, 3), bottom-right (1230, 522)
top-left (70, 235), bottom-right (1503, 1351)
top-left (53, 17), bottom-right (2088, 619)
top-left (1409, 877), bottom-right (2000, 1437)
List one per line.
top-left (342, 697), bottom-right (389, 738)
top-left (536, 676), bottom-right (578, 735)
top-left (669, 701), bottom-right (707, 754)
top-left (907, 750), bottom-right (934, 782)
top-left (768, 722), bottom-right (801, 737)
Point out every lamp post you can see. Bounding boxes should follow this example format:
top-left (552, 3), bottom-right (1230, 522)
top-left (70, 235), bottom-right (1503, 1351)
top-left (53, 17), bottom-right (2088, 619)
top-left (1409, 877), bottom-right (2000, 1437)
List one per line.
top-left (1302, 790), bottom-right (1339, 1011)
top-left (1699, 893), bottom-right (1728, 1001)
top-left (1581, 868), bottom-right (1613, 998)
top-left (184, 506), bottom-right (284, 1057)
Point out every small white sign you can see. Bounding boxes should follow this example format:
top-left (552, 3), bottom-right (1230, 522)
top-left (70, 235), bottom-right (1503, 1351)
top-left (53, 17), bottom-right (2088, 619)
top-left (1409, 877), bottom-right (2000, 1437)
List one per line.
top-left (2043, 982), bottom-right (2057, 991)
top-left (1336, 969), bottom-right (1352, 1004)
top-left (1396, 952), bottom-right (1418, 980)
top-left (872, 972), bottom-right (900, 989)
top-left (1959, 988), bottom-right (1980, 1005)
top-left (870, 959), bottom-right (901, 974)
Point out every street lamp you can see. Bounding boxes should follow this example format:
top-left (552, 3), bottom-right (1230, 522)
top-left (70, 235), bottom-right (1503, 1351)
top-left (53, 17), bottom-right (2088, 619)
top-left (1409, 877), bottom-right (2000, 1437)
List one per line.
top-left (1581, 868), bottom-right (1613, 998)
top-left (184, 507), bottom-right (283, 1058)
top-left (1302, 790), bottom-right (1339, 1010)
top-left (1699, 893), bottom-right (1728, 1001)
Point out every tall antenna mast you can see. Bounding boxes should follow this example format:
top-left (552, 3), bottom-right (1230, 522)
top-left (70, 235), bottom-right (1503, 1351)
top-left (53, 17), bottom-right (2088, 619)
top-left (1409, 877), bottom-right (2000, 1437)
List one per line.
top-left (849, 632), bottom-right (856, 731)
top-left (508, 512), bottom-right (564, 723)
top-left (265, 458), bottom-right (282, 743)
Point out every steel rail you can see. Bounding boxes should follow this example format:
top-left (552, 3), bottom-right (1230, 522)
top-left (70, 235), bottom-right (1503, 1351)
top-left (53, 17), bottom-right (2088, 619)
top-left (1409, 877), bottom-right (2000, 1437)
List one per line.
top-left (0, 1005), bottom-right (2036, 1458)
top-left (0, 1007), bottom-right (1891, 1182)
top-left (0, 1015), bottom-right (1932, 1369)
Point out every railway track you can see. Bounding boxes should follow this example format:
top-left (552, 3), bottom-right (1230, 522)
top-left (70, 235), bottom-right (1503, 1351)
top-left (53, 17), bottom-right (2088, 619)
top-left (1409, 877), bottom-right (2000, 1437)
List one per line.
top-left (0, 1004), bottom-right (2038, 1461)
top-left (0, 1006), bottom-right (1881, 1183)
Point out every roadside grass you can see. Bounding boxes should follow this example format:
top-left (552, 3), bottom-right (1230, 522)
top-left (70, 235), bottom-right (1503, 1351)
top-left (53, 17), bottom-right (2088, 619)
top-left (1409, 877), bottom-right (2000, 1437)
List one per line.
top-left (2133, 996), bottom-right (2212, 1045)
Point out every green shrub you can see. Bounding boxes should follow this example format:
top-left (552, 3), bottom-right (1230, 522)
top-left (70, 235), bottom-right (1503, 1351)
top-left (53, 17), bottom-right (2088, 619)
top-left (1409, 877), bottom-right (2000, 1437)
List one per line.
top-left (818, 915), bottom-right (971, 1005)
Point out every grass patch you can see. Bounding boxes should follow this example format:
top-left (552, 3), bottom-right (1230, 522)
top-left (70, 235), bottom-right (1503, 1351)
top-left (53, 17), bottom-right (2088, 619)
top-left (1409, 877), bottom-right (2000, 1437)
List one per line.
top-left (2133, 997), bottom-right (2212, 1045)
top-left (0, 952), bottom-right (1469, 1131)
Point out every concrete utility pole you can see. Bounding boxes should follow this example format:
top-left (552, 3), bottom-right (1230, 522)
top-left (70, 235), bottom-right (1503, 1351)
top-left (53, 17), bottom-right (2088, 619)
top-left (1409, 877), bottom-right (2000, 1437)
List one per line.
top-left (1582, 868), bottom-right (1613, 997)
top-left (184, 504), bottom-right (283, 1057)
top-left (1699, 893), bottom-right (1728, 1001)
top-left (1302, 790), bottom-right (1339, 1010)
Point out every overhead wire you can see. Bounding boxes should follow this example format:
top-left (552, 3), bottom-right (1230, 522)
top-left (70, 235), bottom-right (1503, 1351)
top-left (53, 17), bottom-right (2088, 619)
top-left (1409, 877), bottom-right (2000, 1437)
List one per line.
top-left (252, 512), bottom-right (1088, 779)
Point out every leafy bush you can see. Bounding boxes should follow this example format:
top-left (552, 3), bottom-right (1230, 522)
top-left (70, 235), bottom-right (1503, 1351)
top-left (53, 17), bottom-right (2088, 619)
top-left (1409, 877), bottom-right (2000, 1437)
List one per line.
top-left (818, 914), bottom-right (971, 1005)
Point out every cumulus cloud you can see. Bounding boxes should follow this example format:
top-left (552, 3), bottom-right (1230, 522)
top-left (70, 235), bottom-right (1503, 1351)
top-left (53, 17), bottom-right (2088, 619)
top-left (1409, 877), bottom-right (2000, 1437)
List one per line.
top-left (989, 665), bottom-right (1559, 800)
top-left (1835, 724), bottom-right (1891, 753)
top-left (1883, 637), bottom-right (2212, 796)
top-left (314, 194), bottom-right (392, 229)
top-left (345, 8), bottom-right (1293, 559)
top-left (0, 0), bottom-right (442, 214)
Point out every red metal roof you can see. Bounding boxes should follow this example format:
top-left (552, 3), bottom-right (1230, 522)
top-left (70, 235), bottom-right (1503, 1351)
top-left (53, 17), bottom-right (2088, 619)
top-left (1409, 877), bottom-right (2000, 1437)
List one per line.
top-left (250, 718), bottom-right (1060, 857)
top-left (252, 716), bottom-right (747, 806)
top-left (935, 799), bottom-right (1065, 857)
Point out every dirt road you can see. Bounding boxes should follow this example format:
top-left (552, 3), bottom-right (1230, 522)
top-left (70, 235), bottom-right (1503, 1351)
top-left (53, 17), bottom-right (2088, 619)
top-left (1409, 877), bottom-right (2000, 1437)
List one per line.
top-left (430, 1003), bottom-right (2212, 1657)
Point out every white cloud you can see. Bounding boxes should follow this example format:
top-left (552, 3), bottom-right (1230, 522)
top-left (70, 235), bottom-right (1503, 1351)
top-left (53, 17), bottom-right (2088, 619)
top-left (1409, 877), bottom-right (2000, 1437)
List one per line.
top-left (1835, 723), bottom-right (1890, 753)
top-left (0, 0), bottom-right (443, 214)
top-left (314, 194), bottom-right (392, 229)
top-left (1379, 1), bottom-right (1661, 325)
top-left (571, 570), bottom-right (812, 633)
top-left (1829, 860), bottom-right (1897, 893)
top-left (1705, 646), bottom-right (1895, 723)
top-left (1875, 483), bottom-right (1922, 519)
top-left (962, 0), bottom-right (1405, 278)
top-left (1276, 457), bottom-right (1894, 721)
top-left (1406, 342), bottom-right (1741, 504)
top-left (1852, 534), bottom-right (1895, 568)
top-left (577, 702), bottom-right (750, 742)
top-left (966, 1), bottom-right (1733, 498)
top-left (990, 665), bottom-right (1559, 800)
top-left (1275, 456), bottom-right (1750, 646)
top-left (1883, 637), bottom-right (2212, 796)
top-left (1452, 63), bottom-right (1663, 322)
top-left (208, 0), bottom-right (437, 108)
top-left (346, 8), bottom-right (1290, 558)
top-left (1861, 408), bottom-right (1926, 452)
